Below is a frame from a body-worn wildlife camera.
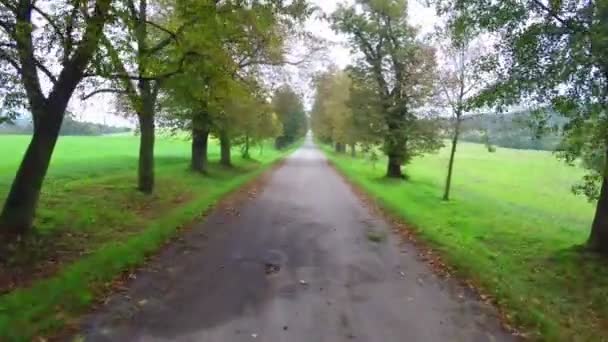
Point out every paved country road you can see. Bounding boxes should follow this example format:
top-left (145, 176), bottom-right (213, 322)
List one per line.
top-left (77, 137), bottom-right (516, 342)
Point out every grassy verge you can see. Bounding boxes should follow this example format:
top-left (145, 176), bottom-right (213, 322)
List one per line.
top-left (0, 134), bottom-right (298, 341)
top-left (321, 142), bottom-right (607, 341)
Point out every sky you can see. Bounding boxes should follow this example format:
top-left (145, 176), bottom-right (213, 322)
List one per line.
top-left (73, 0), bottom-right (439, 127)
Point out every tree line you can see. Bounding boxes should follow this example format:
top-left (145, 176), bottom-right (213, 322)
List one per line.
top-left (0, 0), bottom-right (309, 243)
top-left (0, 112), bottom-right (131, 136)
top-left (310, 0), bottom-right (608, 254)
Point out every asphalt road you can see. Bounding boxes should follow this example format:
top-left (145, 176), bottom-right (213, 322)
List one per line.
top-left (77, 137), bottom-right (515, 342)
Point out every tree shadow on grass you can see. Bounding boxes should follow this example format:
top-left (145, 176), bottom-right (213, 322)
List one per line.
top-left (540, 245), bottom-right (608, 324)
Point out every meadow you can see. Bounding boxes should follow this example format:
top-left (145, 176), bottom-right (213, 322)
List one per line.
top-left (0, 134), bottom-right (293, 340)
top-left (323, 142), bottom-right (607, 341)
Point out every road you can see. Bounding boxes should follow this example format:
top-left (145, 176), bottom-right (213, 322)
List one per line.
top-left (77, 137), bottom-right (515, 342)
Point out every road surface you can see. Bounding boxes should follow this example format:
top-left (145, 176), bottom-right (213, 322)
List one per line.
top-left (77, 137), bottom-right (515, 342)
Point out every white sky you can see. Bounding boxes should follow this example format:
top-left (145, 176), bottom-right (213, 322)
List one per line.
top-left (73, 0), bottom-right (439, 127)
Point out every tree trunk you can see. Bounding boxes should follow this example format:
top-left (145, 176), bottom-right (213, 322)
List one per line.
top-left (350, 144), bottom-right (356, 157)
top-left (386, 154), bottom-right (403, 178)
top-left (588, 149), bottom-right (608, 254)
top-left (220, 129), bottom-right (231, 167)
top-left (0, 111), bottom-right (64, 239)
top-left (443, 119), bottom-right (461, 201)
top-left (384, 117), bottom-right (406, 179)
top-left (243, 134), bottom-right (250, 159)
top-left (191, 125), bottom-right (209, 173)
top-left (137, 113), bottom-right (155, 193)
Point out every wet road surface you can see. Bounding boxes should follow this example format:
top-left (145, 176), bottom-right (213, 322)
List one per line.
top-left (77, 137), bottom-right (515, 342)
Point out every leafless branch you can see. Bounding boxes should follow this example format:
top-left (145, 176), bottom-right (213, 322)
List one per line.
top-left (82, 88), bottom-right (126, 100)
top-left (34, 59), bottom-right (58, 84)
top-left (0, 49), bottom-right (20, 71)
top-left (32, 5), bottom-right (63, 39)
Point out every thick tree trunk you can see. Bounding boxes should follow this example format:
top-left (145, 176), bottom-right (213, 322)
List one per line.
top-left (386, 154), bottom-right (403, 178)
top-left (191, 125), bottom-right (209, 173)
top-left (588, 149), bottom-right (608, 254)
top-left (350, 144), bottom-right (356, 157)
top-left (384, 117), bottom-right (406, 179)
top-left (0, 111), bottom-right (64, 238)
top-left (137, 113), bottom-right (155, 193)
top-left (220, 129), bottom-right (231, 167)
top-left (335, 142), bottom-right (346, 153)
top-left (443, 119), bottom-right (461, 201)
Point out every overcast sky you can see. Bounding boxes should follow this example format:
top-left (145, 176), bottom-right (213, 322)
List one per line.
top-left (73, 0), bottom-right (439, 127)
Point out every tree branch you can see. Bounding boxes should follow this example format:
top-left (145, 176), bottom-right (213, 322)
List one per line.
top-left (34, 59), bottom-right (58, 84)
top-left (0, 18), bottom-right (15, 37)
top-left (32, 5), bottom-right (63, 39)
top-left (144, 19), bottom-right (195, 56)
top-left (145, 20), bottom-right (176, 38)
top-left (0, 49), bottom-right (20, 71)
top-left (529, 0), bottom-right (585, 33)
top-left (82, 88), bottom-right (126, 100)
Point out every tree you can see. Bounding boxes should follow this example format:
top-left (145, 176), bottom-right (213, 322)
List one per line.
top-left (332, 0), bottom-right (441, 178)
top-left (310, 68), bottom-right (364, 154)
top-left (437, 0), bottom-right (608, 252)
top-left (272, 85), bottom-right (307, 149)
top-left (159, 0), bottom-right (313, 170)
top-left (84, 0), bottom-right (192, 193)
top-left (0, 0), bottom-right (112, 240)
top-left (433, 24), bottom-right (488, 201)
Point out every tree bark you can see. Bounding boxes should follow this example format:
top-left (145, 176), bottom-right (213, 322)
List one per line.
top-left (386, 154), bottom-right (403, 178)
top-left (588, 148), bottom-right (608, 254)
top-left (243, 134), bottom-right (250, 159)
top-left (350, 144), bottom-right (356, 157)
top-left (0, 111), bottom-right (64, 238)
top-left (384, 116), bottom-right (406, 179)
top-left (137, 113), bottom-right (155, 193)
top-left (220, 129), bottom-right (231, 167)
top-left (443, 118), bottom-right (461, 201)
top-left (191, 125), bottom-right (209, 173)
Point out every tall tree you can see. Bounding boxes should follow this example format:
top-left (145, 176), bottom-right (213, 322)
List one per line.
top-left (332, 0), bottom-right (441, 178)
top-left (310, 69), bottom-right (361, 154)
top-left (272, 85), bottom-right (307, 149)
top-left (0, 0), bottom-right (112, 239)
top-left (84, 0), bottom-right (191, 193)
top-left (160, 0), bottom-right (313, 170)
top-left (436, 0), bottom-right (608, 252)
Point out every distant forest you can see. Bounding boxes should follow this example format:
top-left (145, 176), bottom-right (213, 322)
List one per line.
top-left (458, 109), bottom-right (563, 151)
top-left (0, 113), bottom-right (131, 136)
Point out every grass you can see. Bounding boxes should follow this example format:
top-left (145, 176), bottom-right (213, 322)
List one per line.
top-left (322, 141), bottom-right (608, 341)
top-left (0, 134), bottom-right (296, 341)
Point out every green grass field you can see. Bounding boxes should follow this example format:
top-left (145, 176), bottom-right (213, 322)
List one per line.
top-left (323, 142), bottom-right (607, 341)
top-left (0, 134), bottom-right (294, 341)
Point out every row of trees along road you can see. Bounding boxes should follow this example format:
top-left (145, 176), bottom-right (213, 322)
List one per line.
top-left (0, 0), bottom-right (312, 243)
top-left (311, 0), bottom-right (608, 254)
